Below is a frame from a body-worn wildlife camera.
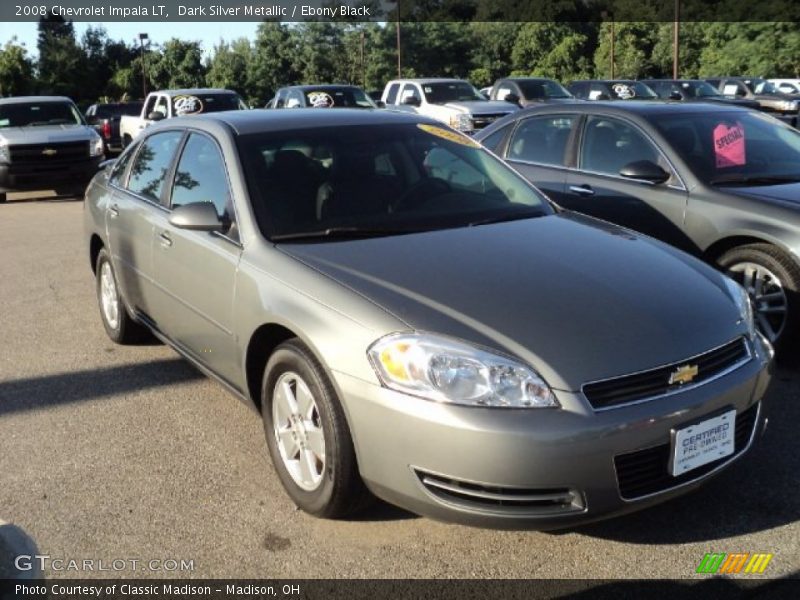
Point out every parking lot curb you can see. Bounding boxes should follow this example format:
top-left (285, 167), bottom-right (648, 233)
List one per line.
top-left (0, 519), bottom-right (41, 579)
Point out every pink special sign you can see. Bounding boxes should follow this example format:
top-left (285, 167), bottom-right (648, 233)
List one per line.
top-left (713, 121), bottom-right (746, 168)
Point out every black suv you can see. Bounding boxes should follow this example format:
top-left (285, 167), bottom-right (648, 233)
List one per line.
top-left (568, 80), bottom-right (659, 101)
top-left (642, 79), bottom-right (761, 110)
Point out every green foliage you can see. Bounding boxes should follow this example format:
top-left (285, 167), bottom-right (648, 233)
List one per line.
top-left (512, 22), bottom-right (595, 82)
top-left (147, 39), bottom-right (205, 90)
top-left (37, 13), bottom-right (83, 97)
top-left (0, 38), bottom-right (34, 96)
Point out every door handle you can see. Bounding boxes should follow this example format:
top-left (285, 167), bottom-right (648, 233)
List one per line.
top-left (109, 204), bottom-right (119, 217)
top-left (569, 185), bottom-right (595, 196)
top-left (159, 232), bottom-right (173, 247)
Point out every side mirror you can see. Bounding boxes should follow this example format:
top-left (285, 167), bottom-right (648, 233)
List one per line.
top-left (375, 100), bottom-right (386, 108)
top-left (668, 91), bottom-right (683, 101)
top-left (619, 160), bottom-right (670, 184)
top-left (504, 93), bottom-right (521, 105)
top-left (402, 95), bottom-right (421, 107)
top-left (147, 111), bottom-right (165, 121)
top-left (596, 93), bottom-right (611, 101)
top-left (168, 202), bottom-right (224, 231)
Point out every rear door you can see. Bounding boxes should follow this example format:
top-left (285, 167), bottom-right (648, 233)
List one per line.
top-left (105, 130), bottom-right (185, 316)
top-left (150, 131), bottom-right (242, 385)
top-left (501, 113), bottom-right (579, 206)
top-left (563, 114), bottom-right (694, 252)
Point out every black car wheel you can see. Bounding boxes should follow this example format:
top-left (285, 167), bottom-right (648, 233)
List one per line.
top-left (95, 248), bottom-right (148, 344)
top-left (718, 243), bottom-right (800, 353)
top-left (261, 338), bottom-right (371, 518)
top-left (0, 192), bottom-right (6, 203)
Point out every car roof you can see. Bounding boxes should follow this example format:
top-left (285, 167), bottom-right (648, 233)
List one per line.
top-left (171, 107), bottom-right (439, 135)
top-left (280, 84), bottom-right (364, 91)
top-left (387, 78), bottom-right (468, 84)
top-left (0, 96), bottom-right (75, 105)
top-left (156, 88), bottom-right (238, 96)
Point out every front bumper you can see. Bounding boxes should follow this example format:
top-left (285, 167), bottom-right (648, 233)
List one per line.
top-left (0, 156), bottom-right (103, 193)
top-left (336, 335), bottom-right (772, 529)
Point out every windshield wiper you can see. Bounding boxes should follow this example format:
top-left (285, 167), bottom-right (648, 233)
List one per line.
top-left (467, 211), bottom-right (546, 227)
top-left (271, 226), bottom-right (419, 242)
top-left (710, 174), bottom-right (800, 186)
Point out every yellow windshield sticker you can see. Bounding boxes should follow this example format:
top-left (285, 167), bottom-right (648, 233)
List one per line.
top-left (417, 123), bottom-right (480, 148)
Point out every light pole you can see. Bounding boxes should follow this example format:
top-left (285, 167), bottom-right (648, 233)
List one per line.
top-left (673, 0), bottom-right (680, 79)
top-left (138, 33), bottom-right (149, 98)
top-left (395, 0), bottom-right (401, 78)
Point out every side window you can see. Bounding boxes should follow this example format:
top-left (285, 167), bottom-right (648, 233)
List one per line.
top-left (109, 143), bottom-right (138, 186)
top-left (170, 133), bottom-right (232, 221)
top-left (143, 95), bottom-right (156, 117)
top-left (154, 96), bottom-right (169, 117)
top-left (479, 123), bottom-right (513, 154)
top-left (589, 83), bottom-right (608, 100)
top-left (274, 90), bottom-right (287, 108)
top-left (508, 115), bottom-right (576, 166)
top-left (579, 116), bottom-right (661, 176)
top-left (385, 83), bottom-right (400, 105)
top-left (286, 90), bottom-right (304, 108)
top-left (496, 85), bottom-right (514, 101)
top-left (400, 84), bottom-right (420, 104)
top-left (569, 82), bottom-right (587, 98)
top-left (127, 131), bottom-right (184, 203)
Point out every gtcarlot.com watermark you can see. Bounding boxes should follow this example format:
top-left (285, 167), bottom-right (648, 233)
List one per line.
top-left (15, 554), bottom-right (195, 573)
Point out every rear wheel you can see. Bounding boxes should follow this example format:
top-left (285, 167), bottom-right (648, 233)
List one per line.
top-left (0, 192), bottom-right (6, 203)
top-left (717, 244), bottom-right (800, 354)
top-left (95, 248), bottom-right (148, 344)
top-left (261, 339), bottom-right (371, 518)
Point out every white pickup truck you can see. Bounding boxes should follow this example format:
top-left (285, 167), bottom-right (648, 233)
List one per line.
top-left (380, 78), bottom-right (518, 134)
top-left (119, 88), bottom-right (247, 147)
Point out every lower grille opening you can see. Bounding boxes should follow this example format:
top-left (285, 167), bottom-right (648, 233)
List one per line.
top-left (414, 469), bottom-right (584, 515)
top-left (614, 402), bottom-right (759, 500)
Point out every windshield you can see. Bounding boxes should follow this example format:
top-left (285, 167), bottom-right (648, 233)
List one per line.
top-left (303, 88), bottom-right (376, 108)
top-left (0, 101), bottom-right (84, 127)
top-left (649, 110), bottom-right (800, 185)
top-left (681, 81), bottom-right (721, 98)
top-left (238, 123), bottom-right (552, 240)
top-left (745, 79), bottom-right (779, 95)
top-left (517, 80), bottom-right (572, 99)
top-left (171, 93), bottom-right (245, 115)
top-left (609, 81), bottom-right (658, 100)
top-left (423, 82), bottom-right (486, 104)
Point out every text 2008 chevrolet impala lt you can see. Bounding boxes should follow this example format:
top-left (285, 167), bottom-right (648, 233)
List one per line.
top-left (84, 109), bottom-right (772, 529)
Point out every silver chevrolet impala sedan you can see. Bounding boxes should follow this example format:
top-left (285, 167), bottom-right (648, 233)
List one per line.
top-left (84, 109), bottom-right (772, 529)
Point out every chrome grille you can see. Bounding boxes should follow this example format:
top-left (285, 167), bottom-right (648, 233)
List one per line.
top-left (471, 113), bottom-right (511, 129)
top-left (583, 337), bottom-right (750, 410)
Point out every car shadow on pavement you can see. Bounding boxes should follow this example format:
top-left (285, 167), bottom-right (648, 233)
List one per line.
top-left (0, 521), bottom-right (40, 578)
top-left (571, 366), bottom-right (799, 544)
top-left (0, 358), bottom-right (203, 416)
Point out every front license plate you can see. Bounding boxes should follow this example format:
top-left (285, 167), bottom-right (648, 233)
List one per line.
top-left (670, 409), bottom-right (736, 477)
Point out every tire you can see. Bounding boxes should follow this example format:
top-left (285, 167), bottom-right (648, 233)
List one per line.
top-left (95, 248), bottom-right (148, 344)
top-left (261, 338), bottom-right (371, 518)
top-left (122, 134), bottom-right (132, 149)
top-left (0, 192), bottom-right (6, 203)
top-left (717, 243), bottom-right (800, 354)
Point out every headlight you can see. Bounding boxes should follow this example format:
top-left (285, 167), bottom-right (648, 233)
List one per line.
top-left (0, 140), bottom-right (9, 164)
top-left (368, 332), bottom-right (559, 408)
top-left (448, 113), bottom-right (473, 132)
top-left (89, 132), bottom-right (104, 157)
top-left (725, 277), bottom-right (755, 337)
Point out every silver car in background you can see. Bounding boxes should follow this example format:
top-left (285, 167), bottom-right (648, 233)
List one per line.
top-left (84, 109), bottom-right (772, 529)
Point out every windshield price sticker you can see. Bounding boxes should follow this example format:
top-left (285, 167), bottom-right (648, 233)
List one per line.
top-left (308, 92), bottom-right (334, 108)
top-left (417, 123), bottom-right (481, 148)
top-left (173, 95), bottom-right (204, 116)
top-left (713, 121), bottom-right (746, 168)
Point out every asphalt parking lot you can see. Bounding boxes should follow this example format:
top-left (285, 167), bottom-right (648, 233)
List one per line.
top-left (1, 194), bottom-right (799, 581)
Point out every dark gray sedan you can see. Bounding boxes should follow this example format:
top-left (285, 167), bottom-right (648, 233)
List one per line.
top-left (476, 101), bottom-right (800, 353)
top-left (84, 109), bottom-right (771, 529)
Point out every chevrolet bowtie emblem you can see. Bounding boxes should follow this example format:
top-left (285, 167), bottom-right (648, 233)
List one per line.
top-left (41, 148), bottom-right (57, 156)
top-left (669, 364), bottom-right (699, 385)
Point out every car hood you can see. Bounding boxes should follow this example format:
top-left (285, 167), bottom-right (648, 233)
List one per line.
top-left (0, 124), bottom-right (94, 144)
top-left (697, 97), bottom-right (761, 109)
top-left (444, 100), bottom-right (518, 114)
top-left (279, 214), bottom-right (744, 391)
top-left (520, 98), bottom-right (578, 106)
top-left (724, 181), bottom-right (800, 208)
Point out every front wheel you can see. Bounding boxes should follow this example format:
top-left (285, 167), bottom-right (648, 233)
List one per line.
top-left (261, 339), bottom-right (371, 518)
top-left (95, 248), bottom-right (148, 344)
top-left (718, 243), bottom-right (800, 354)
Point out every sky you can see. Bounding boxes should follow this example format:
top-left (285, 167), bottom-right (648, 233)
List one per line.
top-left (0, 21), bottom-right (261, 58)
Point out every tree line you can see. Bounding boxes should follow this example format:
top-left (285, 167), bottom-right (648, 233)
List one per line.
top-left (0, 13), bottom-right (798, 108)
